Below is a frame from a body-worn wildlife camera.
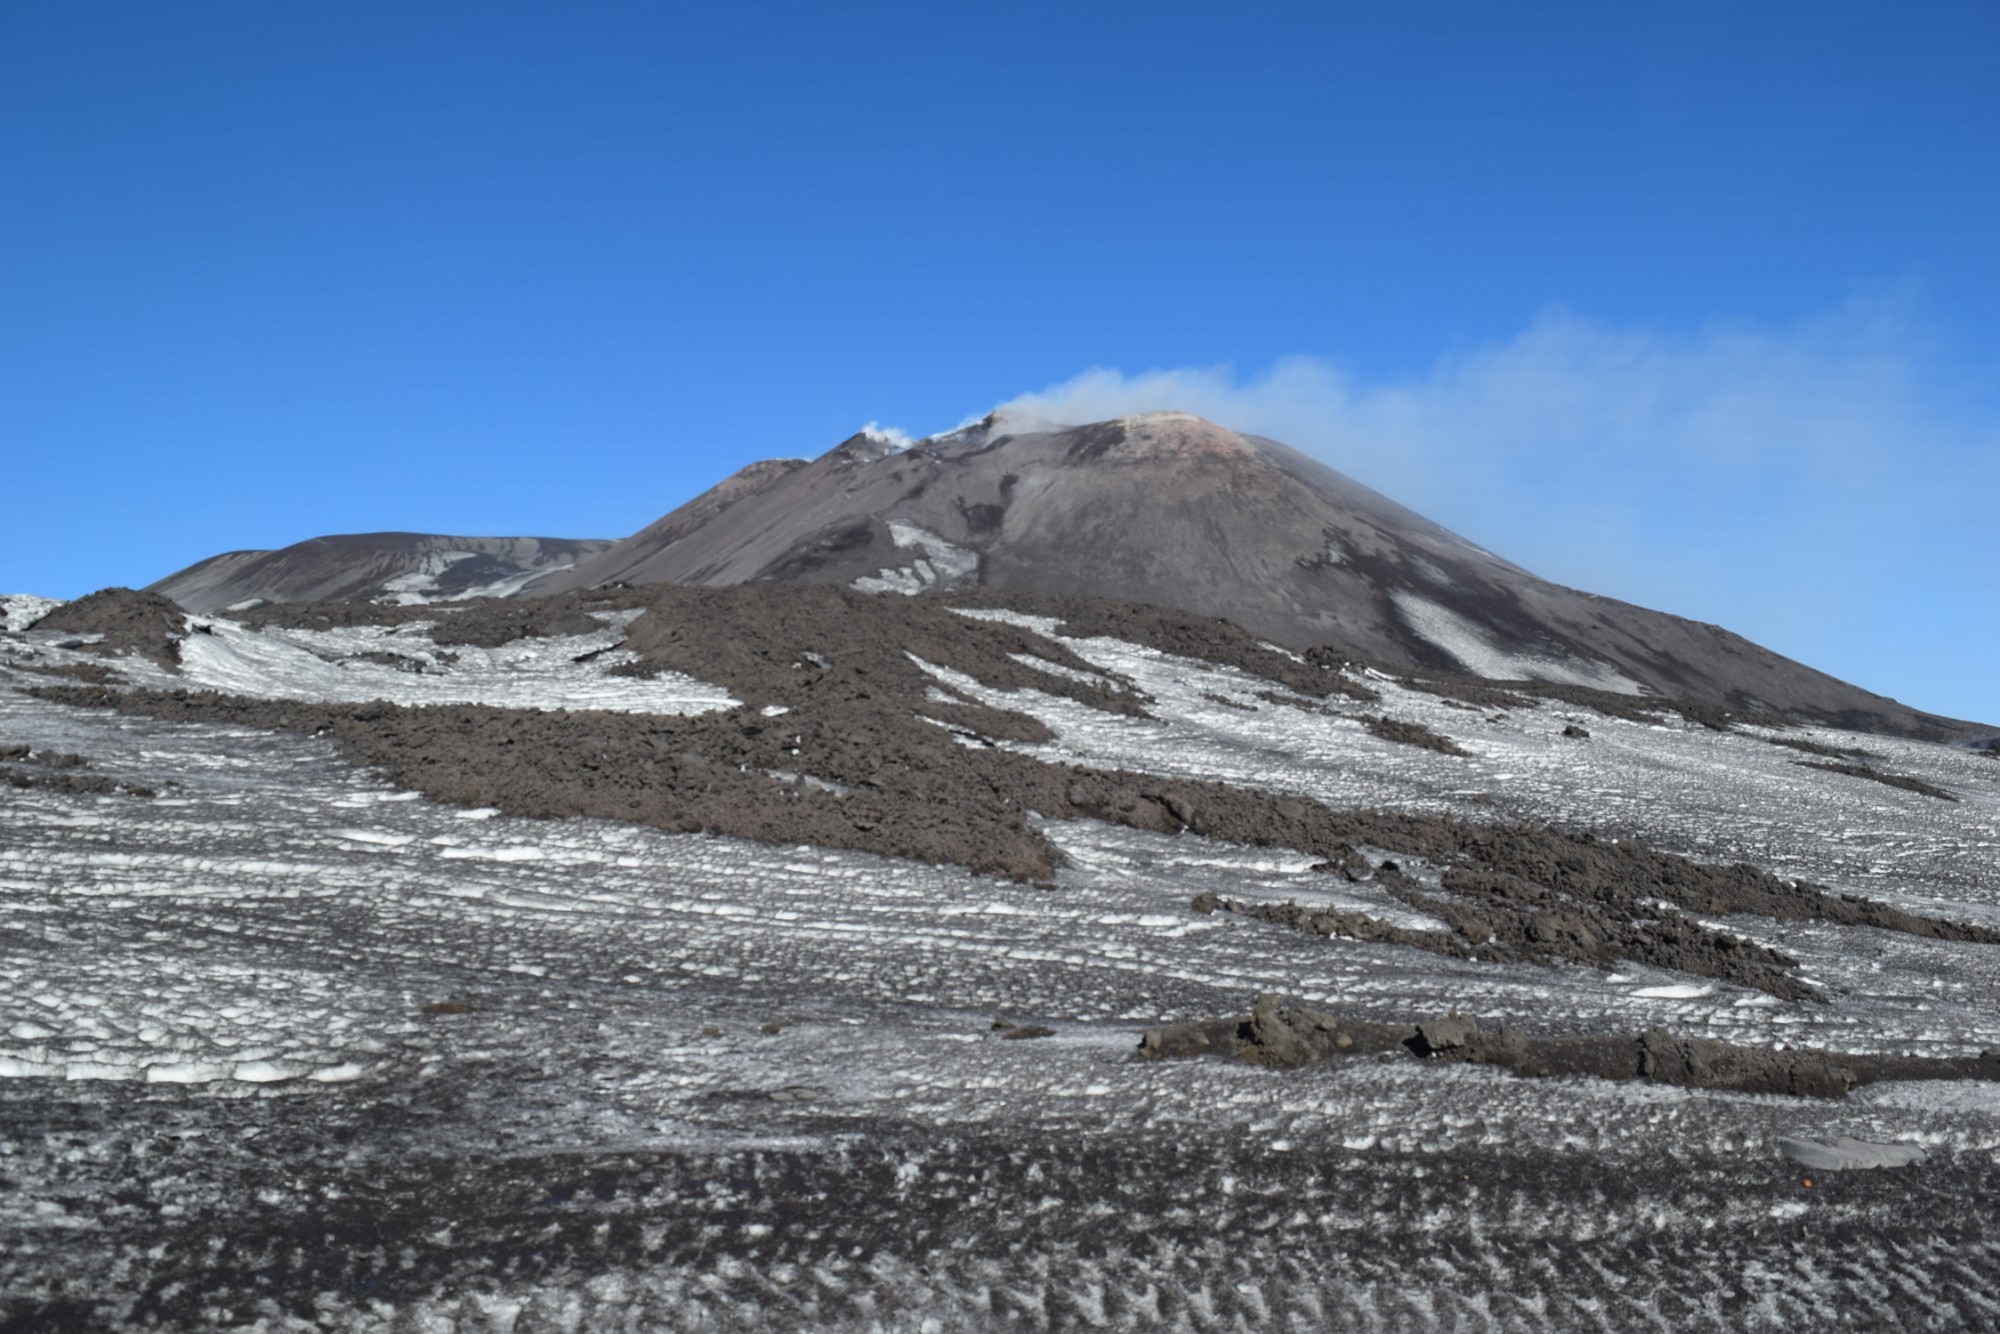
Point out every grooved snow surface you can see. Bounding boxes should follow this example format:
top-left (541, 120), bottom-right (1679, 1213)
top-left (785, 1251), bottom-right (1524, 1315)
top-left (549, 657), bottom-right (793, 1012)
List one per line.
top-left (1392, 589), bottom-right (1644, 693)
top-left (131, 610), bottom-right (739, 714)
top-left (6, 612), bottom-right (2000, 1328)
top-left (850, 521), bottom-right (981, 595)
top-left (375, 550), bottom-right (585, 603)
top-left (0, 593), bottom-right (62, 633)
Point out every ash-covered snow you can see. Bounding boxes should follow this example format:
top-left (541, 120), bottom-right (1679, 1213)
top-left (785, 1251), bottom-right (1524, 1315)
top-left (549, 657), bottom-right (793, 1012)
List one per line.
top-left (850, 521), bottom-right (982, 595)
top-left (1392, 589), bottom-right (1644, 693)
top-left (931, 614), bottom-right (2000, 933)
top-left (104, 608), bottom-right (739, 714)
top-left (5, 606), bottom-right (2000, 1329)
top-left (376, 552), bottom-right (589, 604)
top-left (374, 549), bottom-right (483, 600)
top-left (0, 593), bottom-right (62, 632)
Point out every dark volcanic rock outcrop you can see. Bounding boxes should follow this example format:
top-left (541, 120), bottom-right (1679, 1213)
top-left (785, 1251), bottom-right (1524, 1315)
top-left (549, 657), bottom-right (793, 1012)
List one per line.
top-left (1141, 995), bottom-right (2000, 1098)
top-left (1795, 760), bottom-right (1959, 802)
top-left (30, 587), bottom-right (188, 669)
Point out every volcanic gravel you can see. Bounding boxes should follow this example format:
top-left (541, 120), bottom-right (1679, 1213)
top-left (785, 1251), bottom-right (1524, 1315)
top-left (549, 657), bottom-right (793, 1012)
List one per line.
top-left (955, 590), bottom-right (1382, 702)
top-left (1143, 995), bottom-right (2000, 1098)
top-left (27, 586), bottom-right (188, 669)
top-left (31, 583), bottom-right (2000, 1002)
top-left (1361, 713), bottom-right (1473, 755)
top-left (1797, 759), bottom-right (1960, 802)
top-left (0, 742), bottom-right (155, 797)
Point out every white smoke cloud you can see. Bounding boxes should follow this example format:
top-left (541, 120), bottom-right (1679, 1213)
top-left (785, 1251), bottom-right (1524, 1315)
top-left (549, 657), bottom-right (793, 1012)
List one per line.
top-left (994, 299), bottom-right (2000, 719)
top-left (859, 421), bottom-right (916, 451)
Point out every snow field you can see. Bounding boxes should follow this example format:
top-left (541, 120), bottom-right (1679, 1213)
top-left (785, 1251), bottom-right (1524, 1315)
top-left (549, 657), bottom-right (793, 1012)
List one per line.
top-left (103, 608), bottom-right (743, 714)
top-left (7, 610), bottom-right (2000, 1328)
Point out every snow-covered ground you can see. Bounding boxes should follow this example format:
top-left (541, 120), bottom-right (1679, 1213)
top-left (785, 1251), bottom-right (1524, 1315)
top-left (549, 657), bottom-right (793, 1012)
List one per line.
top-left (937, 611), bottom-right (2000, 930)
top-left (5, 608), bottom-right (2000, 1329)
top-left (850, 521), bottom-right (983, 595)
top-left (1389, 589), bottom-right (1645, 692)
top-left (125, 609), bottom-right (741, 714)
top-left (374, 550), bottom-right (586, 604)
top-left (0, 593), bottom-right (62, 633)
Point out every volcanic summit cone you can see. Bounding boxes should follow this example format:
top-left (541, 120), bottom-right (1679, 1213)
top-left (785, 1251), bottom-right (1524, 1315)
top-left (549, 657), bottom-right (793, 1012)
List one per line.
top-left (542, 410), bottom-right (1959, 736)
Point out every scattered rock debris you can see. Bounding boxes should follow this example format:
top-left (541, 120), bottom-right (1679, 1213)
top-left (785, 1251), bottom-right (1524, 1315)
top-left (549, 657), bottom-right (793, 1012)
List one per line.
top-left (1361, 714), bottom-right (1471, 756)
top-left (1197, 845), bottom-right (1817, 1002)
top-left (1763, 733), bottom-right (1874, 761)
top-left (28, 587), bottom-right (188, 670)
top-left (3, 767), bottom-right (153, 798)
top-left (27, 582), bottom-right (2000, 1000)
top-left (1140, 995), bottom-right (2000, 1099)
top-left (957, 592), bottom-right (1380, 703)
top-left (350, 649), bottom-right (436, 673)
top-left (427, 605), bottom-right (608, 649)
top-left (1, 745), bottom-right (154, 798)
top-left (1795, 760), bottom-right (1958, 802)
top-left (1402, 673), bottom-right (1752, 734)
top-left (2, 657), bottom-right (118, 683)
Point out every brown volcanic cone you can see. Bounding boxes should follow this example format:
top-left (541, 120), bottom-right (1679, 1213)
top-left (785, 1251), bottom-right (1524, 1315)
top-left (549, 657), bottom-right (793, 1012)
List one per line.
top-left (544, 411), bottom-right (1970, 737)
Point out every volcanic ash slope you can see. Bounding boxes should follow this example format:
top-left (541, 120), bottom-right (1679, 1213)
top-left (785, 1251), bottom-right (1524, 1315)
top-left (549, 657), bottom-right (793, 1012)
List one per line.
top-left (149, 531), bottom-right (613, 613)
top-left (542, 410), bottom-right (1974, 740)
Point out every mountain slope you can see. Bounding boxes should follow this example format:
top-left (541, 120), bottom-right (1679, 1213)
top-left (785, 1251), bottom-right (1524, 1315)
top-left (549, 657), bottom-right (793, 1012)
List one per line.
top-left (150, 532), bottom-right (612, 612)
top-left (11, 579), bottom-right (2000, 1327)
top-left (545, 411), bottom-right (1974, 737)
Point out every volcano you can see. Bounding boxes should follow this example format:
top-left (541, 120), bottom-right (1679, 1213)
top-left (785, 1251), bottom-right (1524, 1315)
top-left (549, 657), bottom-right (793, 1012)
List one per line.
top-left (14, 413), bottom-right (2000, 1329)
top-left (537, 410), bottom-right (1966, 737)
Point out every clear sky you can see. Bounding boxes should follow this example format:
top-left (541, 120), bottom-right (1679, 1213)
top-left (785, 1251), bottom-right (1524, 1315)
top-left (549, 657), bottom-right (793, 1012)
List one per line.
top-left (3, 1), bottom-right (1996, 722)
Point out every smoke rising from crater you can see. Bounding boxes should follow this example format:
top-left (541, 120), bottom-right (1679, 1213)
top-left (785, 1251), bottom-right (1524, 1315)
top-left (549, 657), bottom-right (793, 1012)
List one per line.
top-left (991, 299), bottom-right (1999, 721)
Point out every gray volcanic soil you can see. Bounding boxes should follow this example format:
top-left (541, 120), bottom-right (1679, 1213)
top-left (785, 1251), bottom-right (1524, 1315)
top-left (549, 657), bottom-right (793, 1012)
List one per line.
top-left (10, 1078), bottom-right (2000, 1331)
top-left (30, 586), bottom-right (188, 669)
top-left (14, 1068), bottom-right (2000, 1331)
top-left (148, 532), bottom-right (613, 613)
top-left (37, 583), bottom-right (2000, 1008)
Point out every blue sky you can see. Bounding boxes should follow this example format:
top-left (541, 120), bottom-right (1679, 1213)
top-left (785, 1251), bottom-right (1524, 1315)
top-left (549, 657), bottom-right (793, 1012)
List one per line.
top-left (3, 2), bottom-right (1996, 722)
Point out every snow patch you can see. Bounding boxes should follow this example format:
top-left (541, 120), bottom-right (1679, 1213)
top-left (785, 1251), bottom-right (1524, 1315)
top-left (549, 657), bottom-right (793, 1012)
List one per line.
top-left (374, 551), bottom-right (586, 605)
top-left (1390, 591), bottom-right (1642, 694)
top-left (1, 594), bottom-right (63, 633)
top-left (232, 1061), bottom-right (304, 1084)
top-left (852, 523), bottom-right (981, 595)
top-left (377, 551), bottom-right (480, 598)
top-left (122, 614), bottom-right (739, 716)
top-left (333, 829), bottom-right (417, 848)
top-left (952, 607), bottom-right (1069, 638)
